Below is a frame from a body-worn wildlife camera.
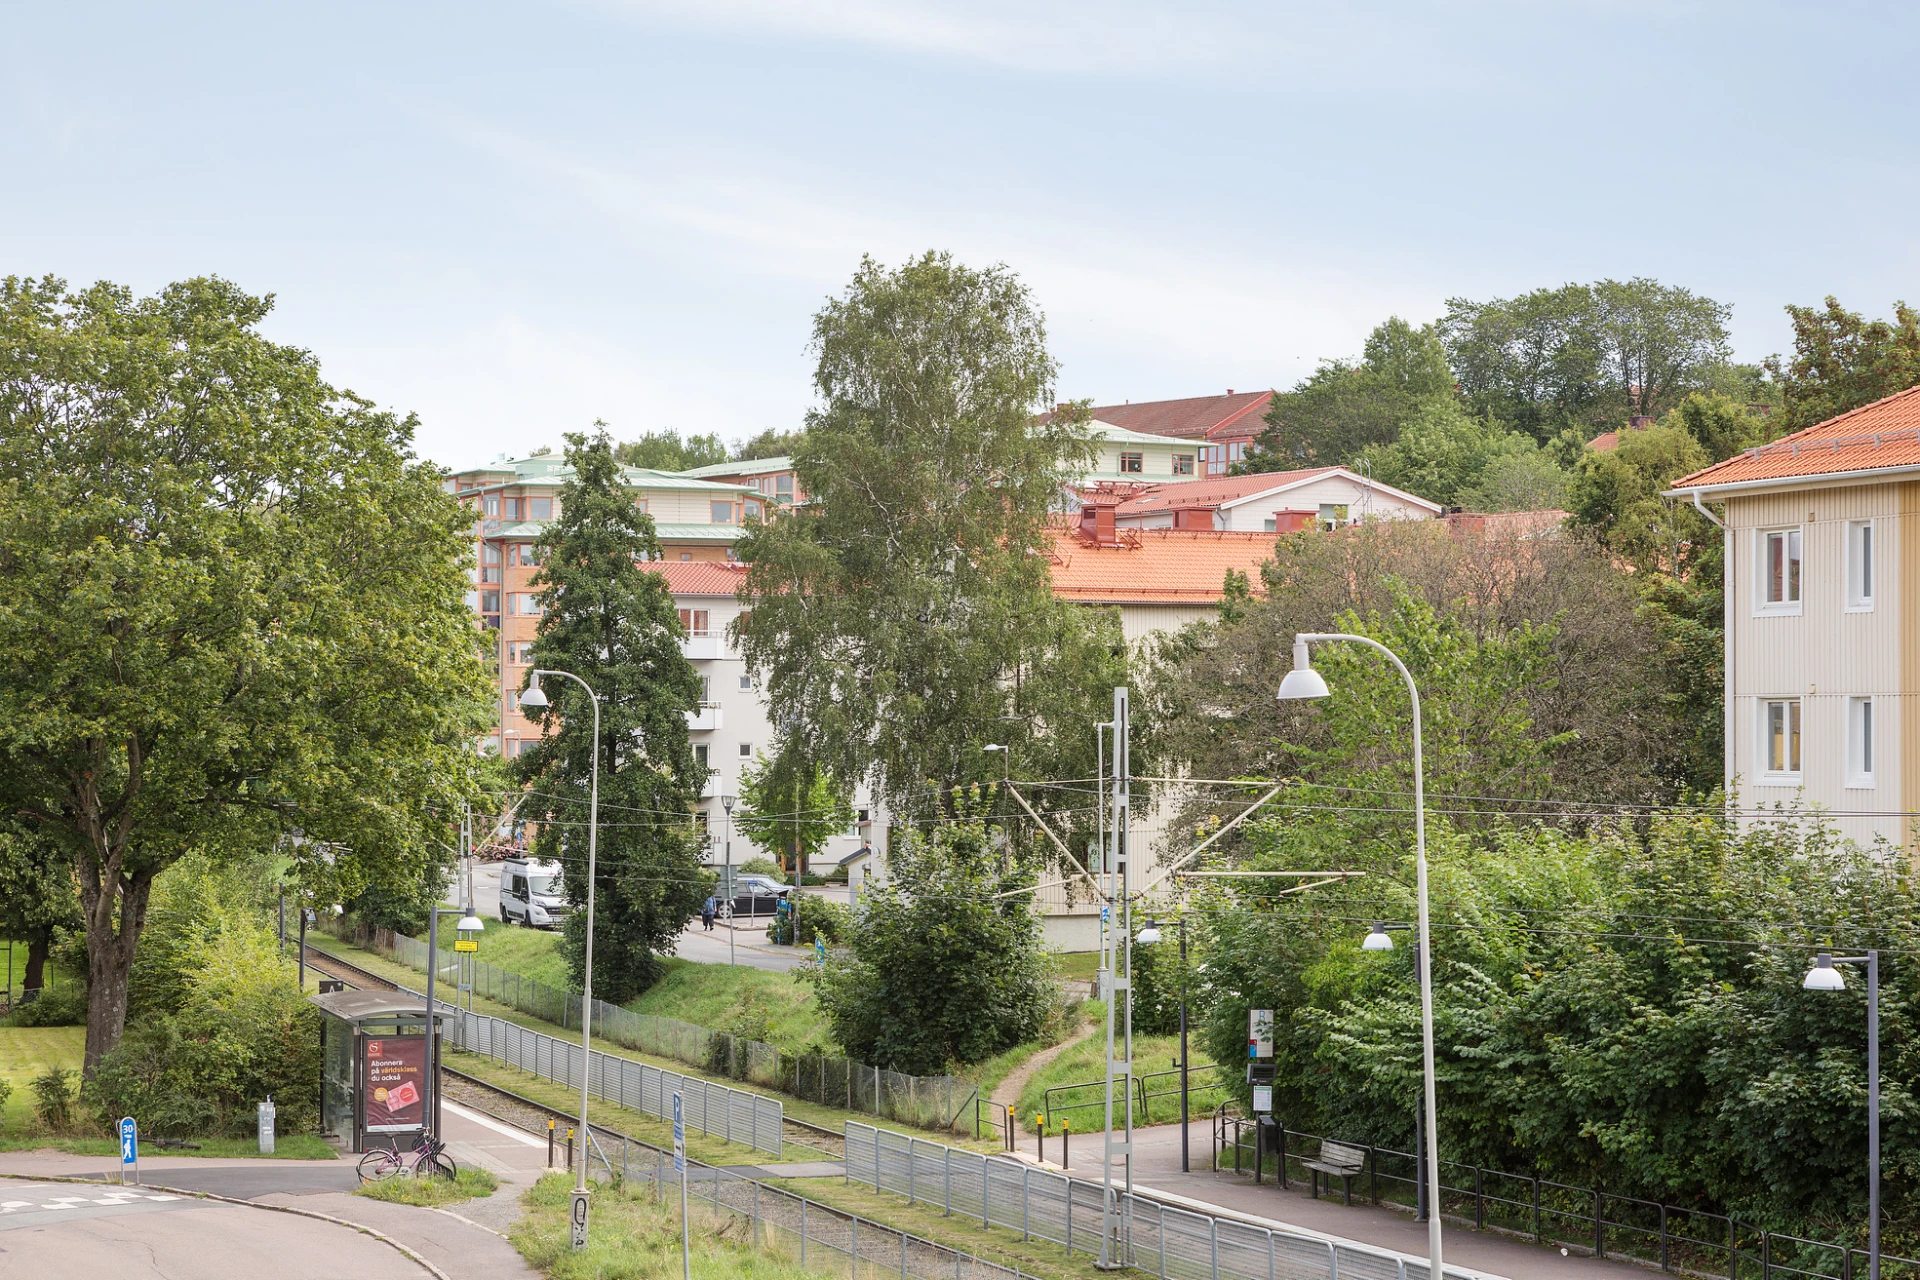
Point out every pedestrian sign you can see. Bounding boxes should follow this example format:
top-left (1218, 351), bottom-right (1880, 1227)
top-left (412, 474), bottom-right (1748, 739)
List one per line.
top-left (1100, 906), bottom-right (1110, 923)
top-left (119, 1116), bottom-right (138, 1185)
top-left (671, 1092), bottom-right (685, 1172)
top-left (813, 937), bottom-right (825, 961)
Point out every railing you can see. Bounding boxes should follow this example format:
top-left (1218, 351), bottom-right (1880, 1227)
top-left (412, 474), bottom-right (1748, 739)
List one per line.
top-left (1214, 1116), bottom-right (1920, 1280)
top-left (324, 921), bottom-right (984, 1136)
top-left (1042, 1063), bottom-right (1226, 1128)
top-left (847, 1121), bottom-right (1484, 1280)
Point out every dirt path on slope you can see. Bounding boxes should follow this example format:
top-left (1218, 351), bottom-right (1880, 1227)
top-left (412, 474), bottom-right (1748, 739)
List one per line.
top-left (992, 1020), bottom-right (1098, 1138)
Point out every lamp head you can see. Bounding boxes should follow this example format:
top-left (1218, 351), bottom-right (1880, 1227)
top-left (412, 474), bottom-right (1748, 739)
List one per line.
top-left (983, 744), bottom-right (1007, 754)
top-left (518, 677), bottom-right (550, 710)
top-left (1276, 636), bottom-right (1331, 701)
top-left (1803, 951), bottom-right (1847, 990)
top-left (1136, 922), bottom-right (1163, 946)
top-left (1361, 922), bottom-right (1395, 951)
top-left (457, 914), bottom-right (485, 933)
top-left (721, 794), bottom-right (736, 813)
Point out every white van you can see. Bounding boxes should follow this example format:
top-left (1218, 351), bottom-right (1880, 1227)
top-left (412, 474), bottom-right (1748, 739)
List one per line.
top-left (500, 858), bottom-right (570, 928)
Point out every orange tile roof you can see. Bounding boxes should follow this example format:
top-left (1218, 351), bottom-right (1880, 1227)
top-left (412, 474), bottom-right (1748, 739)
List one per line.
top-left (1670, 384), bottom-right (1920, 491)
top-left (648, 560), bottom-right (748, 596)
top-left (1048, 529), bottom-right (1283, 604)
top-left (1080, 391), bottom-right (1275, 440)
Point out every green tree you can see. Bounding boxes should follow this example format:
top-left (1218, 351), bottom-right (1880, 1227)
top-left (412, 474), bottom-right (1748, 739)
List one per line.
top-left (1246, 317), bottom-right (1456, 467)
top-left (0, 275), bottom-right (489, 1070)
top-left (1353, 401), bottom-right (1539, 507)
top-left (1566, 422), bottom-right (1711, 574)
top-left (733, 252), bottom-right (1110, 810)
top-left (1442, 279), bottom-right (1732, 440)
top-left (1764, 297), bottom-right (1920, 432)
top-left (516, 431), bottom-right (709, 1001)
top-left (613, 428), bottom-right (730, 472)
top-left (734, 751), bottom-right (853, 879)
top-left (1459, 450), bottom-right (1569, 512)
top-left (735, 427), bottom-right (805, 461)
top-left (0, 824), bottom-right (80, 998)
top-left (810, 791), bottom-right (1050, 1073)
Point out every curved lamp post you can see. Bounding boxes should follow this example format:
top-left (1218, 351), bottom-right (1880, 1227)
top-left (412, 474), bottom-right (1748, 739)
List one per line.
top-left (1280, 633), bottom-right (1443, 1277)
top-left (1135, 916), bottom-right (1192, 1171)
top-left (1805, 950), bottom-right (1880, 1280)
top-left (519, 669), bottom-right (601, 1249)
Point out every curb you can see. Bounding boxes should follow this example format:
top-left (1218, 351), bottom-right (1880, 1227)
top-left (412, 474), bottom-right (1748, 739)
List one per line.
top-left (0, 1171), bottom-right (454, 1280)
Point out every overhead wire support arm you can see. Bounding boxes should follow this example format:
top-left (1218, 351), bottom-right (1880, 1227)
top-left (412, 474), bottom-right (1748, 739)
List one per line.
top-left (1138, 781), bottom-right (1287, 895)
top-left (1001, 781), bottom-right (1104, 898)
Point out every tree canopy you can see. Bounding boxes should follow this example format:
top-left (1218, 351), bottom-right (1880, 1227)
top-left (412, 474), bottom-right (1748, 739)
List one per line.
top-left (733, 252), bottom-right (1121, 812)
top-left (735, 427), bottom-right (805, 462)
top-left (0, 274), bottom-right (489, 1069)
top-left (515, 431), bottom-right (709, 1000)
top-left (734, 750), bottom-right (853, 878)
top-left (613, 428), bottom-right (730, 472)
top-left (1764, 297), bottom-right (1920, 432)
top-left (1246, 317), bottom-right (1456, 467)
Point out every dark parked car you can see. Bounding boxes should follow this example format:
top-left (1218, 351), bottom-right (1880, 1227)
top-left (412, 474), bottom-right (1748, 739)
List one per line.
top-left (727, 874), bottom-right (791, 918)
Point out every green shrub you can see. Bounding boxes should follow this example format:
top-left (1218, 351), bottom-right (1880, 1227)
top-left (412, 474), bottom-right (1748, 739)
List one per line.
top-left (771, 897), bottom-right (851, 946)
top-left (31, 1068), bottom-right (77, 1132)
top-left (0, 1075), bottom-right (14, 1124)
top-left (9, 985), bottom-right (86, 1027)
top-left (736, 857), bottom-right (780, 877)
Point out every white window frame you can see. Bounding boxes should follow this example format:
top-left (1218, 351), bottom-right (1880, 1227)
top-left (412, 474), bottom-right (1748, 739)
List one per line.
top-left (1758, 697), bottom-right (1803, 783)
top-left (1847, 696), bottom-right (1876, 788)
top-left (1755, 526), bottom-right (1803, 615)
top-left (1846, 519), bottom-right (1875, 612)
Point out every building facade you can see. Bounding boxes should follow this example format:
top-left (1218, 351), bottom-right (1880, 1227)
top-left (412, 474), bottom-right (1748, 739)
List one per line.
top-left (1668, 385), bottom-right (1920, 850)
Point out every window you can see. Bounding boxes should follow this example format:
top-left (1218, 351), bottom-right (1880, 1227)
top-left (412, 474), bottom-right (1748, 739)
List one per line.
top-left (739, 742), bottom-right (752, 757)
top-left (699, 675), bottom-right (710, 700)
top-left (480, 590), bottom-right (500, 614)
top-left (634, 498), bottom-right (649, 514)
top-left (694, 744), bottom-right (709, 769)
top-left (1762, 698), bottom-right (1802, 778)
top-left (1849, 697), bottom-right (1876, 787)
top-left (680, 552), bottom-right (693, 562)
top-left (679, 609), bottom-right (710, 635)
top-left (510, 543), bottom-right (541, 567)
top-left (484, 495), bottom-right (500, 516)
top-left (1759, 528), bottom-right (1802, 610)
top-left (711, 501), bottom-right (734, 523)
top-left (529, 497), bottom-right (552, 520)
top-left (1847, 520), bottom-right (1874, 611)
top-left (1119, 452), bottom-right (1143, 474)
top-left (1318, 503), bottom-right (1349, 530)
top-left (745, 499), bottom-right (763, 520)
top-left (1173, 454), bottom-right (1195, 476)
top-left (511, 592), bottom-right (542, 616)
top-left (738, 675), bottom-right (753, 690)
top-left (502, 497), bottom-right (521, 520)
top-left (483, 544), bottom-right (502, 565)
top-left (1230, 441), bottom-right (1248, 461)
top-left (1262, 518), bottom-right (1277, 532)
top-left (479, 565), bottom-right (500, 584)
top-left (507, 641), bottom-right (535, 664)
top-left (775, 474), bottom-right (794, 496)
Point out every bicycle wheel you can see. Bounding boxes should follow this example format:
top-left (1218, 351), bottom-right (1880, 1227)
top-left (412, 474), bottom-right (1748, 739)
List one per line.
top-left (418, 1151), bottom-right (457, 1181)
top-left (357, 1147), bottom-right (403, 1183)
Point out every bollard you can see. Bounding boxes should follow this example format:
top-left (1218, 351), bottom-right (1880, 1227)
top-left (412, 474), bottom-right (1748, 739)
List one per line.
top-left (1062, 1119), bottom-right (1070, 1171)
top-left (568, 1127), bottom-right (575, 1172)
top-left (257, 1096), bottom-right (276, 1156)
top-left (548, 1119), bottom-right (556, 1168)
top-left (1034, 1116), bottom-right (1045, 1161)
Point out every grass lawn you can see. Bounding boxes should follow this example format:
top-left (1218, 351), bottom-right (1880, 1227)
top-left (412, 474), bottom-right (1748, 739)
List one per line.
top-left (0, 1133), bottom-right (337, 1159)
top-left (626, 959), bottom-right (817, 1049)
top-left (513, 1171), bottom-right (841, 1280)
top-left (1050, 952), bottom-right (1102, 985)
top-left (1015, 1031), bottom-right (1223, 1130)
top-left (0, 1027), bottom-right (84, 1131)
top-left (468, 920), bottom-right (571, 988)
top-left (356, 1165), bottom-right (498, 1205)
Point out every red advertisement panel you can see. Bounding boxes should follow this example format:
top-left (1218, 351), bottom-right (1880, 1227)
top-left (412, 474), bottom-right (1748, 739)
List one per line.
top-left (363, 1035), bottom-right (428, 1131)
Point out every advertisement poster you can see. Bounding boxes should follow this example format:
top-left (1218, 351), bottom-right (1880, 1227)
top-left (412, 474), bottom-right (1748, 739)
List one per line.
top-left (363, 1035), bottom-right (428, 1131)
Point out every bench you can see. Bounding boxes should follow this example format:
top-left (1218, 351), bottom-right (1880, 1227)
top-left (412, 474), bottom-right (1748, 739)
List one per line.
top-left (1302, 1140), bottom-right (1368, 1205)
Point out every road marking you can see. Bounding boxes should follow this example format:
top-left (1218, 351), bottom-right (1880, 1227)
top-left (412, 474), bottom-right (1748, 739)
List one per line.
top-left (445, 1099), bottom-right (547, 1149)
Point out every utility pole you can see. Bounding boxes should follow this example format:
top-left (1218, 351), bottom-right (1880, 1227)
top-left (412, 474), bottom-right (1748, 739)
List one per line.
top-left (1098, 687), bottom-right (1132, 1271)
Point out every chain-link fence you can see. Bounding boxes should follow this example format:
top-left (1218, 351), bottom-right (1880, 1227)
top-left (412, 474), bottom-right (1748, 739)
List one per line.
top-left (567, 1112), bottom-right (1028, 1279)
top-left (334, 922), bottom-right (981, 1135)
top-left (846, 1122), bottom-right (1482, 1280)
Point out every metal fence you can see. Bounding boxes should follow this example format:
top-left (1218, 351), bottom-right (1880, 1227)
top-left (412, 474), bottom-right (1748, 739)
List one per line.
top-left (444, 1007), bottom-right (784, 1156)
top-left (339, 923), bottom-right (981, 1135)
top-left (1216, 1118), bottom-right (1919, 1280)
top-left (1042, 1063), bottom-right (1228, 1129)
top-left (568, 1104), bottom-right (1026, 1279)
top-left (845, 1122), bottom-right (1481, 1280)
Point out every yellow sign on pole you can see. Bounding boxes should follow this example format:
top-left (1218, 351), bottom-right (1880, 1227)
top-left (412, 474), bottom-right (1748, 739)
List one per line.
top-left (453, 939), bottom-right (478, 953)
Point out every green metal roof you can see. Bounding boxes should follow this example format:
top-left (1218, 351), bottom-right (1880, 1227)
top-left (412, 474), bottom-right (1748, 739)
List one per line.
top-left (445, 452), bottom-right (752, 494)
top-left (672, 456), bottom-right (794, 479)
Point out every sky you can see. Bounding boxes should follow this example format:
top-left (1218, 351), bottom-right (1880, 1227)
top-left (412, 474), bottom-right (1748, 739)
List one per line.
top-left (7, 2), bottom-right (1918, 470)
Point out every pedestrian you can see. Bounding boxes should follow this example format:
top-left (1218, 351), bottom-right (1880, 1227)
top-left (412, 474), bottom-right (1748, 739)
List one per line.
top-left (701, 895), bottom-right (717, 932)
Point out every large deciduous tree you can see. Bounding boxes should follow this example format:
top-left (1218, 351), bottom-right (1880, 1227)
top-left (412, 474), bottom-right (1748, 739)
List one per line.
top-left (1764, 297), bottom-right (1920, 432)
top-left (612, 427), bottom-right (730, 472)
top-left (1246, 317), bottom-right (1457, 467)
top-left (515, 431), bottom-right (709, 1001)
top-left (733, 252), bottom-right (1115, 811)
top-left (0, 275), bottom-right (489, 1070)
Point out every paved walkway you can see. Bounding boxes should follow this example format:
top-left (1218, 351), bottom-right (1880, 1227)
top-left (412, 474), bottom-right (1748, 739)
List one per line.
top-left (0, 1101), bottom-right (549, 1279)
top-left (1047, 1120), bottom-right (1653, 1280)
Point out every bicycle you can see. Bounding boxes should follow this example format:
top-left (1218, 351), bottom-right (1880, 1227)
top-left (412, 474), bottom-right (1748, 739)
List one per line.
top-left (356, 1132), bottom-right (458, 1183)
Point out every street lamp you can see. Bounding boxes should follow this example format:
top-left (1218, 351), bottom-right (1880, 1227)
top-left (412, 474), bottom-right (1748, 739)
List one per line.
top-left (519, 669), bottom-right (602, 1250)
top-left (1280, 634), bottom-right (1442, 1276)
top-left (1358, 921), bottom-right (1434, 1222)
top-left (721, 793), bottom-right (737, 968)
top-left (1805, 950), bottom-right (1880, 1280)
top-left (1135, 916), bottom-right (1192, 1171)
top-left (983, 743), bottom-right (1010, 781)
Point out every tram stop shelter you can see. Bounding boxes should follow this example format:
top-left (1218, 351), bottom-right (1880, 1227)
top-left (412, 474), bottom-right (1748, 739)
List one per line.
top-left (310, 988), bottom-right (450, 1153)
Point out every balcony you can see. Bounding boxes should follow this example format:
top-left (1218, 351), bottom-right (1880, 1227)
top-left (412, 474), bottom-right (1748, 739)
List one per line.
top-left (700, 776), bottom-right (717, 799)
top-left (680, 631), bottom-right (725, 661)
top-left (685, 703), bottom-right (723, 733)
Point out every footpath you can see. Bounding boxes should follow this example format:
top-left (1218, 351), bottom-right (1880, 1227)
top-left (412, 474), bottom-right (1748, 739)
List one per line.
top-left (0, 1100), bottom-right (547, 1280)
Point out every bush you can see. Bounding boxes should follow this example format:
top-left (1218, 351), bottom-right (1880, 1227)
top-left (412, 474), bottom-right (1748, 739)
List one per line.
top-left (9, 985), bottom-right (86, 1027)
top-left (31, 1068), bottom-right (77, 1133)
top-left (770, 897), bottom-right (850, 946)
top-left (736, 857), bottom-right (781, 877)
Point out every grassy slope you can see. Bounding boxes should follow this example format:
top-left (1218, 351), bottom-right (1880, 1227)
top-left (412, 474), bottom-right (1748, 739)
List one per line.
top-left (1015, 1031), bottom-right (1224, 1129)
top-left (0, 1027), bottom-right (84, 1131)
top-left (469, 919), bottom-right (571, 988)
top-left (626, 960), bottom-right (817, 1048)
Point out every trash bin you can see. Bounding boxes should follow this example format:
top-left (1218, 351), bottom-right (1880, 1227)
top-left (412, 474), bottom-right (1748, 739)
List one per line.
top-left (258, 1097), bottom-right (276, 1155)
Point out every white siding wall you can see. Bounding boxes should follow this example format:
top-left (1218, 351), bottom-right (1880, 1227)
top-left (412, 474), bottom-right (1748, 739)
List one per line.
top-left (1726, 485), bottom-right (1907, 849)
top-left (1218, 476), bottom-right (1434, 532)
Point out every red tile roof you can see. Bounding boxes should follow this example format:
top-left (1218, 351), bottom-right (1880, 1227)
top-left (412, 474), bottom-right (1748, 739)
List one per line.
top-left (1670, 385), bottom-right (1920, 491)
top-left (1048, 529), bottom-right (1283, 604)
top-left (648, 560), bottom-right (748, 596)
top-left (1083, 391), bottom-right (1275, 440)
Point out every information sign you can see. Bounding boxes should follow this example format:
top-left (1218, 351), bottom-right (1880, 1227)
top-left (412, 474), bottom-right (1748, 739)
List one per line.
top-left (119, 1116), bottom-right (138, 1185)
top-left (672, 1092), bottom-right (685, 1172)
top-left (363, 1034), bottom-right (429, 1131)
top-left (454, 939), bottom-right (478, 953)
